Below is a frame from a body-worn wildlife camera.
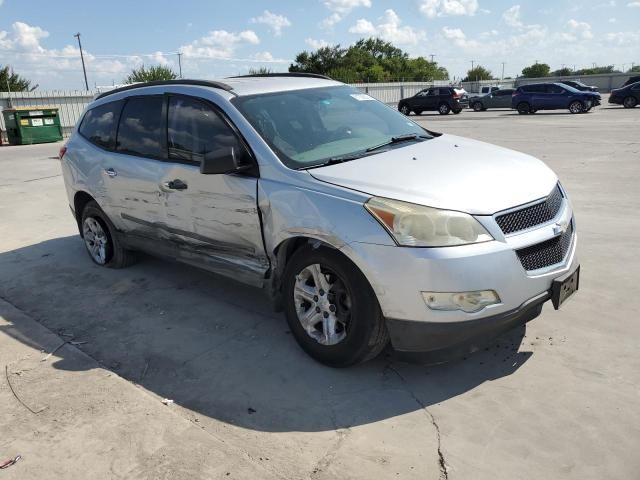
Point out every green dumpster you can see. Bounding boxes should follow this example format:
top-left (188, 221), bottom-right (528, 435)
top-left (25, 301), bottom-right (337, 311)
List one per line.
top-left (2, 106), bottom-right (63, 145)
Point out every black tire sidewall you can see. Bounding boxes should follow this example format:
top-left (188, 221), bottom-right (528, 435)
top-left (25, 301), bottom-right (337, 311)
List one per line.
top-left (282, 246), bottom-right (385, 367)
top-left (439, 103), bottom-right (450, 114)
top-left (81, 202), bottom-right (115, 266)
top-left (624, 97), bottom-right (637, 108)
top-left (473, 102), bottom-right (482, 111)
top-left (517, 102), bottom-right (530, 114)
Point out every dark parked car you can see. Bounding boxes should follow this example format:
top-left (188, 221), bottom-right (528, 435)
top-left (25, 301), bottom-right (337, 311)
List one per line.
top-left (398, 86), bottom-right (468, 115)
top-left (622, 75), bottom-right (640, 87)
top-left (559, 80), bottom-right (598, 92)
top-left (608, 81), bottom-right (640, 108)
top-left (468, 89), bottom-right (515, 111)
top-left (512, 83), bottom-right (601, 114)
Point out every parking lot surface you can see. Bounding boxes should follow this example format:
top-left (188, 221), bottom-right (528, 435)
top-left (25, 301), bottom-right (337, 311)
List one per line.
top-left (1, 103), bottom-right (639, 479)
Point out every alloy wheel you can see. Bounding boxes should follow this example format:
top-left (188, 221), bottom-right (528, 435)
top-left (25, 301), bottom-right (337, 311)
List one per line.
top-left (293, 263), bottom-right (351, 346)
top-left (623, 96), bottom-right (637, 108)
top-left (400, 105), bottom-right (410, 115)
top-left (83, 217), bottom-right (109, 265)
top-left (569, 101), bottom-right (583, 114)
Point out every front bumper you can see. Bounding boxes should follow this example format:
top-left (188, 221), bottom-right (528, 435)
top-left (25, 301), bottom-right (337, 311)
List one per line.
top-left (341, 198), bottom-right (578, 357)
top-left (387, 291), bottom-right (549, 362)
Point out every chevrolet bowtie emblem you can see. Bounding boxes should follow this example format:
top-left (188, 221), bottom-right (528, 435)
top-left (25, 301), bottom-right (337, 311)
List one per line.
top-left (553, 220), bottom-right (569, 236)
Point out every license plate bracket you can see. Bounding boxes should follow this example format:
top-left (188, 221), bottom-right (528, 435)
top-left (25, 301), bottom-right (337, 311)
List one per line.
top-left (551, 265), bottom-right (580, 310)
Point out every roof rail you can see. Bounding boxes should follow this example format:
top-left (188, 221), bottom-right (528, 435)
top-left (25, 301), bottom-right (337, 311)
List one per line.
top-left (227, 72), bottom-right (332, 80)
top-left (94, 79), bottom-right (234, 100)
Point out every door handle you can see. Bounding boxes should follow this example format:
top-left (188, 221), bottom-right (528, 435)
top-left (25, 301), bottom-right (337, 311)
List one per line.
top-left (104, 168), bottom-right (117, 177)
top-left (162, 179), bottom-right (188, 190)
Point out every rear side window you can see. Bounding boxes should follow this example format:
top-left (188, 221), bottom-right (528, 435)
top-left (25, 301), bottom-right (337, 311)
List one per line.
top-left (167, 96), bottom-right (239, 164)
top-left (79, 100), bottom-right (122, 150)
top-left (117, 96), bottom-right (165, 158)
top-left (548, 84), bottom-right (565, 94)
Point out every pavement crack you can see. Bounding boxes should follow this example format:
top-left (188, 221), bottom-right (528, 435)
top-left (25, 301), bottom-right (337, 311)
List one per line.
top-left (386, 363), bottom-right (449, 480)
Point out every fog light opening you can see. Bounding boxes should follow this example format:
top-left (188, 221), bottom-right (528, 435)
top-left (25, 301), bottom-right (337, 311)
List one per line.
top-left (422, 290), bottom-right (501, 313)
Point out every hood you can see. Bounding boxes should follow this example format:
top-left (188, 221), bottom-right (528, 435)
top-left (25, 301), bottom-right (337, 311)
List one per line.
top-left (309, 134), bottom-right (558, 215)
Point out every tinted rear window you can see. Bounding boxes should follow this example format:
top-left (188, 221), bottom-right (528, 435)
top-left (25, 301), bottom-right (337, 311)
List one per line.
top-left (521, 85), bottom-right (546, 93)
top-left (117, 96), bottom-right (165, 158)
top-left (79, 100), bottom-right (122, 150)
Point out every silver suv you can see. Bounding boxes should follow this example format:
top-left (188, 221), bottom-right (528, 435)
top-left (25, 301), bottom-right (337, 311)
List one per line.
top-left (60, 74), bottom-right (580, 367)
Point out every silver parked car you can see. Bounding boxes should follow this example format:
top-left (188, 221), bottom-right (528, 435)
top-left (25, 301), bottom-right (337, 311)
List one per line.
top-left (60, 74), bottom-right (580, 367)
top-left (468, 89), bottom-right (516, 111)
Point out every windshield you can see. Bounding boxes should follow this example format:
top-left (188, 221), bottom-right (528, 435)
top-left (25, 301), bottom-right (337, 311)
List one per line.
top-left (232, 86), bottom-right (431, 169)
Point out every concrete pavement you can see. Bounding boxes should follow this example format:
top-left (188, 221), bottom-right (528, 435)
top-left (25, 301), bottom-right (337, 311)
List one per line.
top-left (1, 103), bottom-right (639, 479)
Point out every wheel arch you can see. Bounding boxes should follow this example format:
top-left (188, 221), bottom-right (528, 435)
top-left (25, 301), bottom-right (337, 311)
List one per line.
top-left (268, 235), bottom-right (367, 312)
top-left (73, 190), bottom-right (96, 237)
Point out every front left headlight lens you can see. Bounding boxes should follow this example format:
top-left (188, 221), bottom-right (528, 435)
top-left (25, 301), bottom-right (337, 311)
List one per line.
top-left (365, 197), bottom-right (493, 247)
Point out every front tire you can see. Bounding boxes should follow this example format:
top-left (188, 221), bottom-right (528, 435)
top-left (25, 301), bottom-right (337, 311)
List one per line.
top-left (81, 201), bottom-right (135, 268)
top-left (282, 246), bottom-right (389, 367)
top-left (569, 100), bottom-right (583, 114)
top-left (472, 102), bottom-right (483, 112)
top-left (623, 96), bottom-right (637, 108)
top-left (399, 104), bottom-right (411, 115)
top-left (438, 103), bottom-right (451, 115)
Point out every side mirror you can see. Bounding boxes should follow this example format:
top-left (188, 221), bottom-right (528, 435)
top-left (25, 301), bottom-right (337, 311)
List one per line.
top-left (200, 143), bottom-right (254, 175)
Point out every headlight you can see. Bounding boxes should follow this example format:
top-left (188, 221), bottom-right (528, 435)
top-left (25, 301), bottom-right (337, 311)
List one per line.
top-left (365, 197), bottom-right (493, 247)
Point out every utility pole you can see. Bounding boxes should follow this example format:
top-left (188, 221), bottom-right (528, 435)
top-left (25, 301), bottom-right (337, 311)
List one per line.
top-left (429, 54), bottom-right (436, 63)
top-left (74, 33), bottom-right (89, 90)
top-left (177, 52), bottom-right (183, 78)
top-left (501, 62), bottom-right (505, 81)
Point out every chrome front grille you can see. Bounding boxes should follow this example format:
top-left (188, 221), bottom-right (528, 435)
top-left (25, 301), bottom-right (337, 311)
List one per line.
top-left (496, 185), bottom-right (564, 235)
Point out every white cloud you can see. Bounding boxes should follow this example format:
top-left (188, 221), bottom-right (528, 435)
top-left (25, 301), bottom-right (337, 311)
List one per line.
top-left (627, 2), bottom-right (640, 7)
top-left (349, 19), bottom-right (376, 35)
top-left (442, 27), bottom-right (480, 49)
top-left (349, 9), bottom-right (425, 45)
top-left (179, 30), bottom-right (259, 58)
top-left (252, 51), bottom-right (273, 61)
top-left (559, 19), bottom-right (593, 42)
top-left (305, 38), bottom-right (330, 49)
top-left (150, 51), bottom-right (170, 66)
top-left (605, 30), bottom-right (640, 45)
top-left (321, 0), bottom-right (371, 28)
top-left (609, 17), bottom-right (617, 22)
top-left (250, 10), bottom-right (291, 36)
top-left (323, 0), bottom-right (371, 13)
top-left (503, 5), bottom-right (523, 28)
top-left (419, 0), bottom-right (479, 18)
top-left (479, 29), bottom-right (499, 39)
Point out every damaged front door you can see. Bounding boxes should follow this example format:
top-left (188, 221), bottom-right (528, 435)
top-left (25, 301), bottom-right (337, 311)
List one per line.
top-left (159, 95), bottom-right (268, 286)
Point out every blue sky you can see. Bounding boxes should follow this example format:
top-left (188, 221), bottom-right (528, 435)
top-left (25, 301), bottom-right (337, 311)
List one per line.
top-left (1, 0), bottom-right (639, 89)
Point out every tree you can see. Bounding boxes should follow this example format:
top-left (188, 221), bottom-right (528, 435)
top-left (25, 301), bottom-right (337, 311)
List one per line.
top-left (629, 65), bottom-right (640, 73)
top-left (0, 65), bottom-right (38, 91)
top-left (573, 65), bottom-right (620, 75)
top-left (463, 65), bottom-right (493, 81)
top-left (521, 62), bottom-right (551, 78)
top-left (248, 67), bottom-right (274, 75)
top-left (124, 65), bottom-right (178, 84)
top-left (551, 67), bottom-right (573, 77)
top-left (289, 38), bottom-right (448, 82)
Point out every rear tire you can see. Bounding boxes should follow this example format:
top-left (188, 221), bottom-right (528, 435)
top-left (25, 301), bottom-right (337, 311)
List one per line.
top-left (282, 246), bottom-right (389, 367)
top-left (623, 96), bottom-right (637, 108)
top-left (452, 108), bottom-right (462, 114)
top-left (472, 102), bottom-right (483, 112)
top-left (81, 201), bottom-right (136, 268)
top-left (438, 103), bottom-right (451, 115)
top-left (569, 101), bottom-right (583, 114)
top-left (517, 102), bottom-right (530, 115)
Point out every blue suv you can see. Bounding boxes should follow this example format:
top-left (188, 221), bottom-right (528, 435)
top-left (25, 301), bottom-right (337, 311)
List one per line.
top-left (512, 83), bottom-right (601, 114)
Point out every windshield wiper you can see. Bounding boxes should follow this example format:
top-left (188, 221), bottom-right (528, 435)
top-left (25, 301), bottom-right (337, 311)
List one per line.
top-left (302, 152), bottom-right (368, 170)
top-left (365, 133), bottom-right (429, 153)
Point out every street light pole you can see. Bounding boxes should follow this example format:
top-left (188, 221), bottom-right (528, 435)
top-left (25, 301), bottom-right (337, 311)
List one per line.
top-left (177, 52), bottom-right (183, 78)
top-left (501, 62), bottom-right (505, 81)
top-left (74, 32), bottom-right (89, 90)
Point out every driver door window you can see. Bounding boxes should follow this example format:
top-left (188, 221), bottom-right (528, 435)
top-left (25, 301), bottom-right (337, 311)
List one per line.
top-left (167, 96), bottom-right (238, 167)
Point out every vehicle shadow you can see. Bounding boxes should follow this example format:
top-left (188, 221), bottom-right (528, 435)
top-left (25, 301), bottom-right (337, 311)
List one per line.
top-left (0, 235), bottom-right (532, 433)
